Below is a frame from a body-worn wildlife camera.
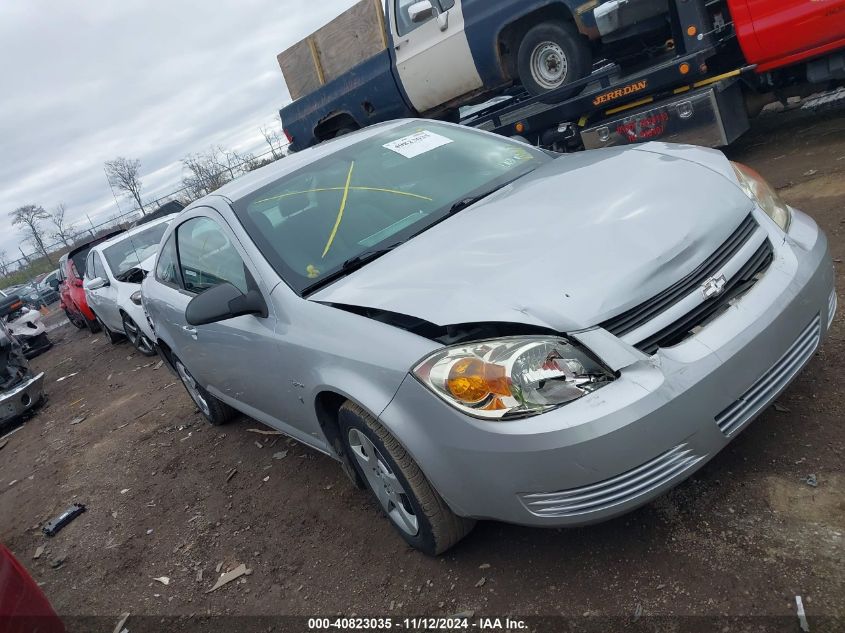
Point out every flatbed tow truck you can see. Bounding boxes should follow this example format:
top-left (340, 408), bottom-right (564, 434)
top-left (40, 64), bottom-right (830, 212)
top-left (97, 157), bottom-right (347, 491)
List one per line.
top-left (463, 0), bottom-right (844, 151)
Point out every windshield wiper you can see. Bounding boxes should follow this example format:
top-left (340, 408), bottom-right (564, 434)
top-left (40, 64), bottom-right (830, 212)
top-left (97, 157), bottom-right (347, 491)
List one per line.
top-left (304, 243), bottom-right (403, 295)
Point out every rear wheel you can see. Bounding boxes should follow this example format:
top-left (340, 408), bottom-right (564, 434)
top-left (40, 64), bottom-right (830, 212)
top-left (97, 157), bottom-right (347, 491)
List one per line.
top-left (517, 22), bottom-right (591, 101)
top-left (97, 316), bottom-right (122, 344)
top-left (122, 313), bottom-right (156, 356)
top-left (174, 357), bottom-right (235, 425)
top-left (65, 308), bottom-right (86, 329)
top-left (338, 401), bottom-right (475, 555)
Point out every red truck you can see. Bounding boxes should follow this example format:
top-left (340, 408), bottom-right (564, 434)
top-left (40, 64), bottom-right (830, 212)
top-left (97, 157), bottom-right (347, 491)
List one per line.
top-left (455, 0), bottom-right (845, 150)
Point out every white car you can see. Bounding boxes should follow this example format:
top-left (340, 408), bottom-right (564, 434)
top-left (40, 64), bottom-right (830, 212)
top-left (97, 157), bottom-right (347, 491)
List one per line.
top-left (83, 217), bottom-right (172, 356)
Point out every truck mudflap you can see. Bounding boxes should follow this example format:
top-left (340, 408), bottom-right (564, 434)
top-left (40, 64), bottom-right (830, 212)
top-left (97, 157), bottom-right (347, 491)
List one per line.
top-left (581, 77), bottom-right (749, 149)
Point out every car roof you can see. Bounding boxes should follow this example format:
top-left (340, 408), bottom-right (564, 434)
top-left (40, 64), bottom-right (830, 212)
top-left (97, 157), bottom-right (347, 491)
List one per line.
top-left (90, 215), bottom-right (174, 253)
top-left (67, 229), bottom-right (126, 257)
top-left (205, 119), bottom-right (413, 204)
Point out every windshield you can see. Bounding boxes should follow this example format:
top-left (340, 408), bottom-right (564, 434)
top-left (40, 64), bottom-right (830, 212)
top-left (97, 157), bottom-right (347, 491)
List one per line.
top-left (234, 122), bottom-right (550, 294)
top-left (103, 222), bottom-right (169, 277)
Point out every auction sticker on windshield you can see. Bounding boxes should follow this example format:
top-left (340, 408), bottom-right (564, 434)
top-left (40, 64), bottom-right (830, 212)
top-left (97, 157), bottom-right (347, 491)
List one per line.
top-left (383, 130), bottom-right (453, 158)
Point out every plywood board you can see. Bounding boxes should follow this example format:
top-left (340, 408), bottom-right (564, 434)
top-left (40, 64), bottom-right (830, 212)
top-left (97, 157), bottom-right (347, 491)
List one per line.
top-left (277, 0), bottom-right (387, 101)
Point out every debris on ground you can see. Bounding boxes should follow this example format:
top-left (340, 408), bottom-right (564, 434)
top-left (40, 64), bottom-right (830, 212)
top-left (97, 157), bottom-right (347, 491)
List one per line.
top-left (153, 576), bottom-right (170, 585)
top-left (49, 555), bottom-right (66, 569)
top-left (253, 441), bottom-right (263, 449)
top-left (215, 562), bottom-right (223, 574)
top-left (33, 545), bottom-right (45, 559)
top-left (796, 595), bottom-right (810, 632)
top-left (634, 603), bottom-right (643, 620)
top-left (55, 373), bottom-right (78, 382)
top-left (120, 488), bottom-right (130, 494)
top-left (196, 569), bottom-right (203, 583)
top-left (225, 468), bottom-right (237, 482)
top-left (773, 402), bottom-right (791, 413)
top-left (69, 416), bottom-right (87, 425)
top-left (474, 577), bottom-right (486, 588)
top-left (247, 428), bottom-right (284, 436)
top-left (802, 474), bottom-right (819, 488)
top-left (272, 451), bottom-right (288, 460)
top-left (479, 563), bottom-right (490, 569)
top-left (206, 563), bottom-right (251, 593)
top-left (42, 503), bottom-right (86, 537)
top-left (113, 612), bottom-right (130, 633)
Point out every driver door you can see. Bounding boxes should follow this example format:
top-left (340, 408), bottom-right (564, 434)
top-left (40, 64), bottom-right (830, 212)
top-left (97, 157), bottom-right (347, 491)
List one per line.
top-left (391, 0), bottom-right (482, 113)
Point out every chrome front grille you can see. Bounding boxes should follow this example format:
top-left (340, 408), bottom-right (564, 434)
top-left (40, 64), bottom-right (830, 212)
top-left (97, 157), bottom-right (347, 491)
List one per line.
top-left (715, 315), bottom-right (821, 437)
top-left (601, 214), bottom-right (774, 355)
top-left (519, 443), bottom-right (706, 518)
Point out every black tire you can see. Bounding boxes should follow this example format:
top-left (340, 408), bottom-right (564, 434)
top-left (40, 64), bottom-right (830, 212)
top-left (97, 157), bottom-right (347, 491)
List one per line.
top-left (86, 314), bottom-right (102, 334)
top-left (338, 401), bottom-right (475, 556)
top-left (96, 316), bottom-right (122, 344)
top-left (334, 126), bottom-right (357, 138)
top-left (122, 313), bottom-right (156, 357)
top-left (517, 21), bottom-right (591, 101)
top-left (65, 308), bottom-right (86, 329)
top-left (173, 356), bottom-right (235, 426)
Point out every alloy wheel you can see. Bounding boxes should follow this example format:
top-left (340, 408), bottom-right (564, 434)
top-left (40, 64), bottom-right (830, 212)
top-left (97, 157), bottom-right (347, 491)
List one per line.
top-left (347, 428), bottom-right (419, 536)
top-left (176, 360), bottom-right (211, 417)
top-left (123, 315), bottom-right (155, 355)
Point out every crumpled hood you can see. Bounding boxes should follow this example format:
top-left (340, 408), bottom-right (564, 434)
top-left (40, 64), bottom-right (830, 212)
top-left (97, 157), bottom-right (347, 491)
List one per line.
top-left (311, 143), bottom-right (754, 332)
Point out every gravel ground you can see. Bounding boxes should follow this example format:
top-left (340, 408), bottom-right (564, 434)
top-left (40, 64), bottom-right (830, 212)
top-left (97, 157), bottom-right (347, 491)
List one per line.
top-left (1, 105), bottom-right (843, 632)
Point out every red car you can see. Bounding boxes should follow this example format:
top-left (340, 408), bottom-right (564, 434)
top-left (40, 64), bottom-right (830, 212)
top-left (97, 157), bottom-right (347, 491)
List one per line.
top-left (0, 543), bottom-right (64, 633)
top-left (53, 231), bottom-right (124, 332)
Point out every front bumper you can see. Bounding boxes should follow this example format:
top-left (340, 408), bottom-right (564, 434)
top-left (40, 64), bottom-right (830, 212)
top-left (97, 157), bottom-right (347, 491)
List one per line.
top-left (379, 208), bottom-right (836, 526)
top-left (0, 372), bottom-right (45, 425)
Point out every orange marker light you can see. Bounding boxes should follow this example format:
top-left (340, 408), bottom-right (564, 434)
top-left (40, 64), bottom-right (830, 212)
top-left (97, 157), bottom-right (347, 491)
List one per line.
top-left (515, 122), bottom-right (526, 134)
top-left (446, 358), bottom-right (510, 404)
top-left (687, 25), bottom-right (697, 36)
top-left (679, 62), bottom-right (690, 75)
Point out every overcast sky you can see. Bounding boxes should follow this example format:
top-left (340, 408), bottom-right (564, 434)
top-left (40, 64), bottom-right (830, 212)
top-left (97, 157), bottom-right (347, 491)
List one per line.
top-left (0, 0), bottom-right (357, 266)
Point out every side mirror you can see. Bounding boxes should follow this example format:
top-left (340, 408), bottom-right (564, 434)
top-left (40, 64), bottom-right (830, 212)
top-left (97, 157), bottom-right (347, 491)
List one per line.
top-left (48, 279), bottom-right (60, 291)
top-left (408, 0), bottom-right (434, 23)
top-left (185, 282), bottom-right (268, 326)
top-left (84, 277), bottom-right (108, 291)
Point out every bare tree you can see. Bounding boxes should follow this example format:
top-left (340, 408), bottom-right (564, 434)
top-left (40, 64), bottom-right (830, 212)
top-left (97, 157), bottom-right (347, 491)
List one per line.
top-left (0, 250), bottom-right (10, 277)
top-left (49, 203), bottom-right (75, 247)
top-left (260, 124), bottom-right (286, 159)
top-left (182, 148), bottom-right (232, 200)
top-left (105, 157), bottom-right (146, 215)
top-left (10, 204), bottom-right (52, 264)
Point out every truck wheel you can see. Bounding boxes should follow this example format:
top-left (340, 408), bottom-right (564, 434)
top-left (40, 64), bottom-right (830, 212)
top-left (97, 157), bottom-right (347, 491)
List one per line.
top-left (338, 401), bottom-right (475, 556)
top-left (517, 22), bottom-right (591, 101)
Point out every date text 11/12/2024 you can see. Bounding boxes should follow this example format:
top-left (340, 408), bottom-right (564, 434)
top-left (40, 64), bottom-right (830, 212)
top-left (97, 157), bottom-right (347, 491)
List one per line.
top-left (307, 616), bottom-right (528, 630)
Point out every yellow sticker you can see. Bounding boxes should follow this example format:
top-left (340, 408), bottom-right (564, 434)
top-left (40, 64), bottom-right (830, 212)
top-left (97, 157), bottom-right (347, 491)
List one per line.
top-left (306, 264), bottom-right (321, 279)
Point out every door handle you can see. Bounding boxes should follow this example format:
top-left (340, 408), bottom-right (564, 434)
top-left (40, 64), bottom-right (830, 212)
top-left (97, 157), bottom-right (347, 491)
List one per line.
top-left (394, 39), bottom-right (409, 50)
top-left (182, 325), bottom-right (198, 340)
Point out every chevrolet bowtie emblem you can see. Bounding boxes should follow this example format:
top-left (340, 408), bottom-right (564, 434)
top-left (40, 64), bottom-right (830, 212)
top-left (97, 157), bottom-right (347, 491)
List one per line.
top-left (702, 274), bottom-right (728, 300)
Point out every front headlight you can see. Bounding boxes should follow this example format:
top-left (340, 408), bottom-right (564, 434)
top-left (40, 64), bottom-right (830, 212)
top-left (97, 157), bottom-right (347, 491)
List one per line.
top-left (130, 290), bottom-right (143, 305)
top-left (412, 337), bottom-right (614, 420)
top-left (731, 162), bottom-right (791, 232)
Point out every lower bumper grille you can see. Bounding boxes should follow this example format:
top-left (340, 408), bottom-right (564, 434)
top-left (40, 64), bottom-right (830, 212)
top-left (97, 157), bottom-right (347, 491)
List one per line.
top-left (829, 288), bottom-right (838, 330)
top-left (519, 443), bottom-right (706, 518)
top-left (715, 315), bottom-right (821, 436)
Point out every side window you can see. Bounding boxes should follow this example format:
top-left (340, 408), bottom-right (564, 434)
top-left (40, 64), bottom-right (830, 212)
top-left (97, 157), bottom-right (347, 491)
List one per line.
top-left (155, 233), bottom-right (181, 287)
top-left (93, 253), bottom-right (107, 280)
top-left (85, 252), bottom-right (96, 280)
top-left (176, 217), bottom-right (249, 294)
top-left (395, 0), bottom-right (434, 35)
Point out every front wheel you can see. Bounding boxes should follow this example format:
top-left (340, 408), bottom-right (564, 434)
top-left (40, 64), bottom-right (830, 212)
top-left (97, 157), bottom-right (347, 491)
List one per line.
top-left (338, 401), bottom-right (475, 555)
top-left (65, 308), bottom-right (86, 329)
top-left (517, 22), bottom-right (591, 101)
top-left (174, 357), bottom-right (235, 426)
top-left (122, 313), bottom-right (156, 356)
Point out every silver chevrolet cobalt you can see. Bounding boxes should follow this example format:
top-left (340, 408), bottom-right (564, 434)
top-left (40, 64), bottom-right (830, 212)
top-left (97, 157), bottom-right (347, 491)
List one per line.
top-left (143, 120), bottom-right (836, 554)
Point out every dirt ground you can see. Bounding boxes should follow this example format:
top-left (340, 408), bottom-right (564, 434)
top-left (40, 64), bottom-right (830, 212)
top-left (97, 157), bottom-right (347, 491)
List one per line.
top-left (1, 105), bottom-right (843, 631)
